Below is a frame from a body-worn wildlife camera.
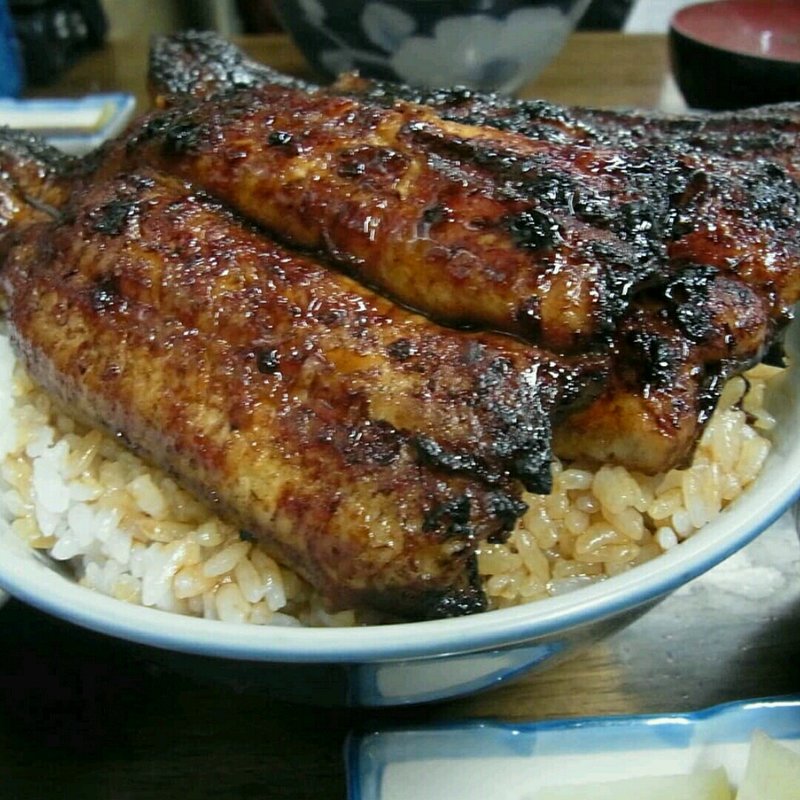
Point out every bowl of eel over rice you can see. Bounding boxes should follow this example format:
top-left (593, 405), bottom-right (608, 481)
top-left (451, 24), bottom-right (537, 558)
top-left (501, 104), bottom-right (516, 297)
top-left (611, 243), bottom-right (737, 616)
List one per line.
top-left (0, 320), bottom-right (797, 705)
top-left (1, 33), bottom-right (800, 706)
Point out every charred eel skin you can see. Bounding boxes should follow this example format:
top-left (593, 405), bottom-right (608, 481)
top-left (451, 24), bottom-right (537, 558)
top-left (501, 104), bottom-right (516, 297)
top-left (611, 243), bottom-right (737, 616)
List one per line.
top-left (148, 35), bottom-right (800, 324)
top-left (143, 33), bottom-right (800, 474)
top-left (332, 72), bottom-right (800, 177)
top-left (1, 167), bottom-right (607, 619)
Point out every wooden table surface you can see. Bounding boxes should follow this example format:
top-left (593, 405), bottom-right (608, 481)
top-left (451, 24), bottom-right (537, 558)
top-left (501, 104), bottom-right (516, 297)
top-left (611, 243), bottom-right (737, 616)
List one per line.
top-left (28, 30), bottom-right (673, 111)
top-left (4, 32), bottom-right (800, 799)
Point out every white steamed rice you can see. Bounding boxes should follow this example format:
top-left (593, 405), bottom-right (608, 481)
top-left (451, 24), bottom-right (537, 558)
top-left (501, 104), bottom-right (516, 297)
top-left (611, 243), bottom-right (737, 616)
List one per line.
top-left (0, 324), bottom-right (781, 625)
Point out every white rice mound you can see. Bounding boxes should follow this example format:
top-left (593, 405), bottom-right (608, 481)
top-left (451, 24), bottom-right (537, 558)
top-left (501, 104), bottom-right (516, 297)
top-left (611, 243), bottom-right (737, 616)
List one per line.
top-left (0, 326), bottom-right (781, 625)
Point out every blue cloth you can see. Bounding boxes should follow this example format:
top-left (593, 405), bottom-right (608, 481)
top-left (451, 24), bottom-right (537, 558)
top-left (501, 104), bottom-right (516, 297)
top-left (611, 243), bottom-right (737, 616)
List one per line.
top-left (0, 0), bottom-right (22, 97)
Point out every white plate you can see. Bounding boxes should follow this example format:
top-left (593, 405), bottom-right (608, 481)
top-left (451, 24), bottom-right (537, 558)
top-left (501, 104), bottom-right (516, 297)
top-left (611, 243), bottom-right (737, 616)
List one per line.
top-left (0, 93), bottom-right (136, 155)
top-left (347, 696), bottom-right (800, 799)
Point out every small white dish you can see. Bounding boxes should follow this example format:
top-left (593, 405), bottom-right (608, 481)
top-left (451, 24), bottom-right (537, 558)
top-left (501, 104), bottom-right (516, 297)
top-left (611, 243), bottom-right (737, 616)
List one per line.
top-left (347, 696), bottom-right (800, 799)
top-left (0, 93), bottom-right (136, 155)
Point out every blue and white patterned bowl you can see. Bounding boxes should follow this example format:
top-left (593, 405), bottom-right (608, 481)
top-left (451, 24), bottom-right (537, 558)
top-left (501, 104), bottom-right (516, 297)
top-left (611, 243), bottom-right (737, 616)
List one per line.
top-left (272, 0), bottom-right (592, 93)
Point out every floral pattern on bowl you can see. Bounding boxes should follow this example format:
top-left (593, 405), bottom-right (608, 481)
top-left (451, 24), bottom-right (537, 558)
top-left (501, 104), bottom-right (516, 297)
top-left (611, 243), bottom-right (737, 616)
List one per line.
top-left (273, 0), bottom-right (591, 93)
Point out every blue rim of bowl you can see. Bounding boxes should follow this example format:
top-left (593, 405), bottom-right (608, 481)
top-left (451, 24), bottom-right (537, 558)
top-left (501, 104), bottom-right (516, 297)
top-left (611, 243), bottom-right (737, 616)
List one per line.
top-left (2, 473), bottom-right (797, 664)
top-left (2, 329), bottom-right (800, 663)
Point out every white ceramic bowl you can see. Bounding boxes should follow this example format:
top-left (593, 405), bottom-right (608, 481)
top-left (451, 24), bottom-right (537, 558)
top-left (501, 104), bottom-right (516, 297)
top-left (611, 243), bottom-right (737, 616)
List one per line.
top-left (669, 0), bottom-right (800, 110)
top-left (1, 324), bottom-right (799, 706)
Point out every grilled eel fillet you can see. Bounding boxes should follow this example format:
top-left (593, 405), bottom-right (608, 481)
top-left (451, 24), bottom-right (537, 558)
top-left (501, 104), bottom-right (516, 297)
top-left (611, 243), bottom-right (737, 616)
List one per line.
top-left (554, 148), bottom-right (800, 468)
top-left (114, 77), bottom-right (671, 355)
top-left (330, 74), bottom-right (800, 470)
top-left (0, 135), bottom-right (607, 618)
top-left (552, 270), bottom-right (774, 469)
top-left (148, 27), bottom-right (311, 106)
top-left (337, 75), bottom-right (800, 469)
top-left (146, 36), bottom-right (800, 324)
top-left (147, 33), bottom-right (800, 306)
top-left (145, 33), bottom-right (800, 473)
top-left (334, 75), bottom-right (800, 320)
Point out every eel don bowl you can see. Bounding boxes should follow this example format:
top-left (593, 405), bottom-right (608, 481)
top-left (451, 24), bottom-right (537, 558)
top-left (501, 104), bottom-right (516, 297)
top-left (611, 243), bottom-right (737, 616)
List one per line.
top-left (271, 0), bottom-right (592, 94)
top-left (669, 0), bottom-right (800, 110)
top-left (1, 321), bottom-right (799, 708)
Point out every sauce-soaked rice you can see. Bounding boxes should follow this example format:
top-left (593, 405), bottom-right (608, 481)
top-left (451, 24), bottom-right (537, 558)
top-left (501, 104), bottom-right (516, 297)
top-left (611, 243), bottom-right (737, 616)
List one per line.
top-left (0, 328), bottom-right (781, 625)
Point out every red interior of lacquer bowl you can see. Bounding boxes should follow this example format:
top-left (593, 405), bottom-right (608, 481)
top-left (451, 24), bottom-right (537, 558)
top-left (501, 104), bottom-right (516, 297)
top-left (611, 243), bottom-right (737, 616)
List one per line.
top-left (672, 0), bottom-right (800, 63)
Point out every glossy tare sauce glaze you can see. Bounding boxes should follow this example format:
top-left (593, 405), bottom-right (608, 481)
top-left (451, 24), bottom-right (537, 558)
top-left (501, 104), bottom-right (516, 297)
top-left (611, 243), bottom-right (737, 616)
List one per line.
top-left (328, 71), bottom-right (800, 471)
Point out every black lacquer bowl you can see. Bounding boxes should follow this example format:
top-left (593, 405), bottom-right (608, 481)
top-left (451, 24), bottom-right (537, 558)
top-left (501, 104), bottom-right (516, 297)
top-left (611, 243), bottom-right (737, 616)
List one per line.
top-left (670, 0), bottom-right (800, 110)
